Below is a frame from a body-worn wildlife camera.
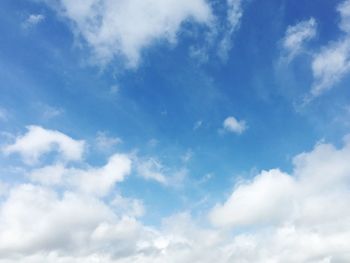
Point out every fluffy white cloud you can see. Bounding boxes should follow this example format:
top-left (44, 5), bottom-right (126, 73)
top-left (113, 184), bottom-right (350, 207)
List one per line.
top-left (208, 136), bottom-right (350, 261)
top-left (29, 154), bottom-right (131, 196)
top-left (310, 0), bottom-right (350, 97)
top-left (29, 163), bottom-right (66, 186)
top-left (222, 116), bottom-right (246, 134)
top-left (210, 169), bottom-right (295, 227)
top-left (2, 126), bottom-right (85, 165)
top-left (1, 126), bottom-right (350, 262)
top-left (42, 0), bottom-right (213, 67)
top-left (210, 137), bottom-right (350, 228)
top-left (0, 184), bottom-right (146, 259)
top-left (111, 195), bottom-right (145, 218)
top-left (282, 18), bottom-right (317, 61)
top-left (68, 154), bottom-right (131, 196)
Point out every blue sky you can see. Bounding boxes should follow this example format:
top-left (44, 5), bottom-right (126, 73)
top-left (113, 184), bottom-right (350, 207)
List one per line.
top-left (1, 0), bottom-right (350, 262)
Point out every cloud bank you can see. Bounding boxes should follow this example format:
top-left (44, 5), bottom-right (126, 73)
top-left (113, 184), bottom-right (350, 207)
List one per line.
top-left (1, 126), bottom-right (350, 262)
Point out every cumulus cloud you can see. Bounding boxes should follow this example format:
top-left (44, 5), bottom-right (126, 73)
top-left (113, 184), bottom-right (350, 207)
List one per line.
top-left (1, 126), bottom-right (350, 262)
top-left (208, 136), bottom-right (350, 261)
top-left (222, 116), bottom-right (247, 134)
top-left (0, 184), bottom-right (144, 259)
top-left (210, 137), bottom-right (350, 228)
top-left (210, 169), bottom-right (295, 227)
top-left (2, 126), bottom-right (85, 165)
top-left (29, 163), bottom-right (66, 186)
top-left (310, 0), bottom-right (350, 97)
top-left (29, 154), bottom-right (131, 196)
top-left (41, 0), bottom-right (213, 68)
top-left (111, 195), bottom-right (145, 218)
top-left (282, 18), bottom-right (317, 61)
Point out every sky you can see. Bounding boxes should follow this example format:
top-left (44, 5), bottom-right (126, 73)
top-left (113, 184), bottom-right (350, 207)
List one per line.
top-left (0, 0), bottom-right (350, 262)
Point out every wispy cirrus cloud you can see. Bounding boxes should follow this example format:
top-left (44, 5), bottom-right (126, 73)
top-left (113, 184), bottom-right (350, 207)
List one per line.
top-left (217, 0), bottom-right (244, 61)
top-left (278, 0), bottom-right (350, 101)
top-left (22, 14), bottom-right (45, 29)
top-left (309, 0), bottom-right (350, 98)
top-left (281, 18), bottom-right (317, 62)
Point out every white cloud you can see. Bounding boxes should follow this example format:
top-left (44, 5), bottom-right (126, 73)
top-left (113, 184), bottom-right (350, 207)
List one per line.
top-left (210, 169), bottom-right (295, 227)
top-left (310, 0), bottom-right (350, 97)
top-left (29, 163), bottom-right (66, 186)
top-left (222, 116), bottom-right (247, 134)
top-left (23, 14), bottom-right (45, 29)
top-left (68, 154), bottom-right (131, 196)
top-left (311, 37), bottom-right (350, 97)
top-left (282, 18), bottom-right (317, 61)
top-left (338, 0), bottom-right (350, 33)
top-left (0, 184), bottom-right (145, 258)
top-left (42, 0), bottom-right (213, 68)
top-left (111, 194), bottom-right (145, 218)
top-left (29, 154), bottom-right (131, 196)
top-left (2, 126), bottom-right (85, 165)
top-left (135, 156), bottom-right (188, 186)
top-left (210, 137), bottom-right (350, 227)
top-left (1, 127), bottom-right (350, 261)
top-left (208, 137), bottom-right (350, 260)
